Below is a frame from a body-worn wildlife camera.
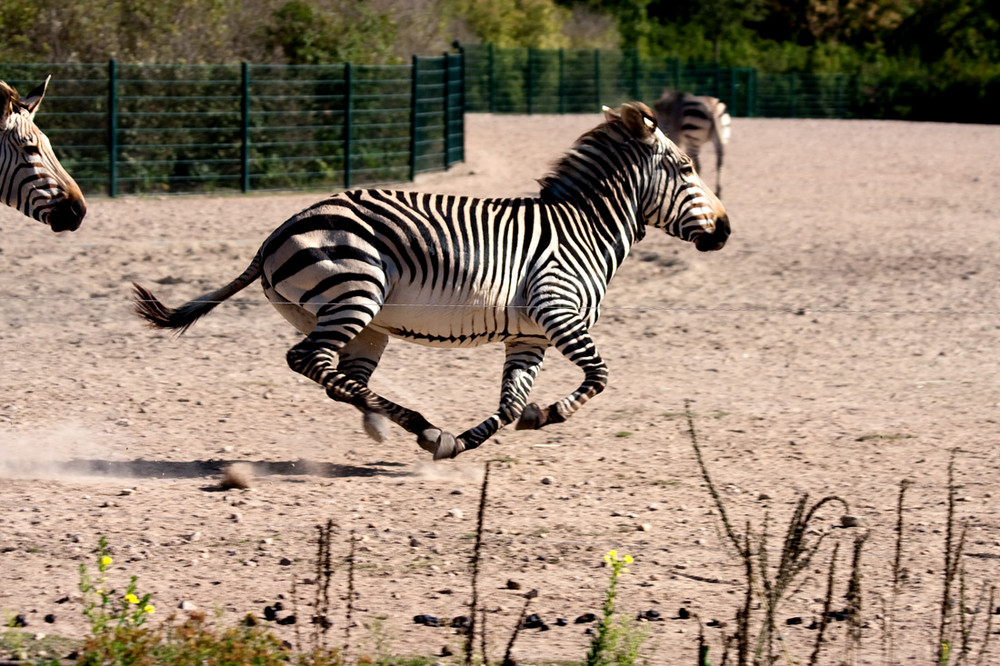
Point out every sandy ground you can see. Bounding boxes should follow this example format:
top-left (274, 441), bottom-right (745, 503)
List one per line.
top-left (1, 112), bottom-right (998, 664)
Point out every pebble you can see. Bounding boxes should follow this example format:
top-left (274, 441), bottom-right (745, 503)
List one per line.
top-left (179, 600), bottom-right (197, 611)
top-left (447, 508), bottom-right (463, 519)
top-left (638, 523), bottom-right (652, 532)
top-left (840, 515), bottom-right (860, 528)
top-left (540, 476), bottom-right (554, 485)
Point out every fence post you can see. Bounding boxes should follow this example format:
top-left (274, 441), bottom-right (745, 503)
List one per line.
top-left (452, 45), bottom-right (466, 165)
top-left (632, 48), bottom-right (640, 101)
top-left (344, 62), bottom-right (353, 189)
top-left (594, 49), bottom-right (601, 109)
top-left (526, 48), bottom-right (534, 114)
top-left (488, 43), bottom-right (495, 114)
top-left (107, 59), bottom-right (117, 198)
top-left (410, 55), bottom-right (419, 181)
top-left (443, 53), bottom-right (451, 169)
top-left (240, 62), bottom-right (250, 193)
top-left (558, 49), bottom-right (565, 114)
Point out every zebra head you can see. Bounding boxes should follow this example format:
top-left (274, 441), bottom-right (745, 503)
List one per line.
top-left (604, 102), bottom-right (729, 252)
top-left (0, 77), bottom-right (87, 232)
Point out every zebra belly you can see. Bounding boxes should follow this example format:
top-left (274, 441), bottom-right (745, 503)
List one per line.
top-left (369, 302), bottom-right (545, 349)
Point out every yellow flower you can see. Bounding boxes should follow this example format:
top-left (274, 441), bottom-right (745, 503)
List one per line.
top-left (100, 556), bottom-right (113, 567)
top-left (144, 605), bottom-right (155, 614)
top-left (624, 554), bottom-right (634, 564)
top-left (125, 593), bottom-right (139, 604)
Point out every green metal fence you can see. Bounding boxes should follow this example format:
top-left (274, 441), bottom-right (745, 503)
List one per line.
top-left (457, 42), bottom-right (856, 120)
top-left (2, 55), bottom-right (464, 198)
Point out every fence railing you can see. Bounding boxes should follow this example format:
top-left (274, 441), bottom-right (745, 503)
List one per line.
top-left (456, 42), bottom-right (857, 120)
top-left (2, 55), bottom-right (464, 198)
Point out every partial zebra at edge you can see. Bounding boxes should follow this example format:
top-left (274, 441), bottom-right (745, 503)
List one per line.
top-left (133, 101), bottom-right (730, 460)
top-left (0, 76), bottom-right (86, 232)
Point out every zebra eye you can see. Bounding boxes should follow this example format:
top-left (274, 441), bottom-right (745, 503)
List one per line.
top-left (679, 162), bottom-right (695, 176)
top-left (23, 144), bottom-right (41, 156)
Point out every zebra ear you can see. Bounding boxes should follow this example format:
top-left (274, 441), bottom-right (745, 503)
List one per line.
top-left (21, 76), bottom-right (50, 120)
top-left (602, 105), bottom-right (620, 123)
top-left (619, 102), bottom-right (658, 144)
top-left (0, 81), bottom-right (16, 121)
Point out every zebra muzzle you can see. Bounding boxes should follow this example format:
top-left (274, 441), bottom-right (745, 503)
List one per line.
top-left (47, 196), bottom-right (87, 232)
top-left (694, 213), bottom-right (730, 252)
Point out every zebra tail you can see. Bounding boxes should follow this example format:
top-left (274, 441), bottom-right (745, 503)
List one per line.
top-left (132, 251), bottom-right (263, 335)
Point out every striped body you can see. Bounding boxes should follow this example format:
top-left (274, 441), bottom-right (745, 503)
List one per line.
top-left (0, 77), bottom-right (86, 231)
top-left (653, 89), bottom-right (731, 197)
top-left (134, 102), bottom-right (730, 460)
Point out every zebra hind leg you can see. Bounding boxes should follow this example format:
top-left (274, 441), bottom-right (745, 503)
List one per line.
top-left (288, 331), bottom-right (461, 460)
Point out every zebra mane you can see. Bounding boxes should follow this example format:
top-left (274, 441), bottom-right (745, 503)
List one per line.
top-left (538, 119), bottom-right (643, 205)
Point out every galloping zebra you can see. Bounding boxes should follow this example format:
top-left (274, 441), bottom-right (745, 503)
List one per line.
top-left (133, 102), bottom-right (730, 460)
top-left (653, 89), bottom-right (731, 197)
top-left (0, 76), bottom-right (87, 231)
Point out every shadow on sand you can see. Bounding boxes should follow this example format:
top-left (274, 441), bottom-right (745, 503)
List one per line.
top-left (3, 457), bottom-right (413, 482)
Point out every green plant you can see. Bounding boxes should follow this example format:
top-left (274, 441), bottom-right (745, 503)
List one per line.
top-left (79, 536), bottom-right (155, 636)
top-left (585, 550), bottom-right (649, 666)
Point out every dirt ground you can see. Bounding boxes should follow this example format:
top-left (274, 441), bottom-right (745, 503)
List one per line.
top-left (1, 112), bottom-right (998, 664)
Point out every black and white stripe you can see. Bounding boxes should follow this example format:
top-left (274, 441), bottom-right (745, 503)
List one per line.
top-left (133, 101), bottom-right (730, 459)
top-left (653, 89), bottom-right (731, 197)
top-left (0, 77), bottom-right (86, 232)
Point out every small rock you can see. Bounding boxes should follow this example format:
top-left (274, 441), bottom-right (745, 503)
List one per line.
top-left (637, 609), bottom-right (662, 622)
top-left (279, 557), bottom-right (293, 566)
top-left (840, 515), bottom-right (860, 528)
top-left (522, 613), bottom-right (544, 629)
top-left (786, 616), bottom-right (803, 625)
top-left (119, 488), bottom-right (135, 496)
top-left (555, 618), bottom-right (568, 626)
top-left (179, 601), bottom-right (197, 611)
top-left (264, 606), bottom-right (278, 621)
top-left (413, 614), bottom-right (440, 627)
top-left (757, 493), bottom-right (771, 501)
top-left (11, 614), bottom-right (27, 627)
top-left (575, 613), bottom-right (597, 624)
top-left (540, 476), bottom-right (554, 485)
top-left (447, 509), bottom-right (463, 519)
top-left (506, 579), bottom-right (522, 590)
top-left (638, 523), bottom-right (652, 532)
top-left (277, 615), bottom-right (296, 625)
top-left (450, 616), bottom-right (470, 629)
top-left (677, 607), bottom-right (690, 620)
top-left (44, 614), bottom-right (56, 624)
top-left (409, 537), bottom-right (420, 547)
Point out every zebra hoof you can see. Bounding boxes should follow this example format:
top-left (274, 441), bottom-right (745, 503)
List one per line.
top-left (418, 428), bottom-right (464, 460)
top-left (362, 412), bottom-right (391, 443)
top-left (516, 403), bottom-right (545, 430)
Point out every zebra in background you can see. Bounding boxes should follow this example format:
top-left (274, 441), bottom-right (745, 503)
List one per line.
top-left (0, 76), bottom-right (86, 232)
top-left (133, 101), bottom-right (730, 460)
top-left (654, 89), bottom-right (731, 197)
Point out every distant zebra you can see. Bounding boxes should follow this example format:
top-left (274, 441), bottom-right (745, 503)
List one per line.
top-left (653, 89), bottom-right (731, 197)
top-left (0, 76), bottom-right (87, 231)
top-left (133, 102), bottom-right (730, 460)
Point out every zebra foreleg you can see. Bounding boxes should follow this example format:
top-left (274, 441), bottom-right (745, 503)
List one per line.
top-left (516, 332), bottom-right (608, 430)
top-left (456, 340), bottom-right (547, 453)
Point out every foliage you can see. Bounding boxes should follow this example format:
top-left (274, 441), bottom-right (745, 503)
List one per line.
top-left (585, 550), bottom-right (650, 666)
top-left (79, 536), bottom-right (155, 636)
